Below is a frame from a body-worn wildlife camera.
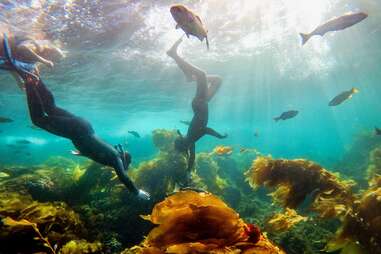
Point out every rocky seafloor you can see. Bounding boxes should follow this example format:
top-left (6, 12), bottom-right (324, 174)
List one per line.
top-left (0, 129), bottom-right (380, 254)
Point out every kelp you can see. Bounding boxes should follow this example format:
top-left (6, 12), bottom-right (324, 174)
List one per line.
top-left (265, 208), bottom-right (307, 233)
top-left (193, 153), bottom-right (228, 194)
top-left (124, 191), bottom-right (284, 254)
top-left (152, 129), bottom-right (178, 153)
top-left (59, 240), bottom-right (103, 254)
top-left (246, 157), bottom-right (355, 218)
top-left (326, 179), bottom-right (381, 254)
top-left (366, 147), bottom-right (381, 179)
top-left (2, 217), bottom-right (56, 254)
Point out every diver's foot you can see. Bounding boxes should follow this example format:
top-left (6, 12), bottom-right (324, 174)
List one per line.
top-left (166, 37), bottom-right (183, 58)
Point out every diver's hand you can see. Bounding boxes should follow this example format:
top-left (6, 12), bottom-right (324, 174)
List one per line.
top-left (44, 60), bottom-right (54, 69)
top-left (137, 189), bottom-right (151, 201)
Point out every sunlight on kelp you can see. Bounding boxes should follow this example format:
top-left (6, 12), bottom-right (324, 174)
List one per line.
top-left (265, 208), bottom-right (307, 233)
top-left (123, 191), bottom-right (284, 254)
top-left (246, 157), bottom-right (355, 219)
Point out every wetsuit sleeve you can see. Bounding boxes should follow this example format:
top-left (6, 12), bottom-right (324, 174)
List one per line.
top-left (114, 158), bottom-right (139, 195)
top-left (205, 127), bottom-right (227, 139)
top-left (187, 143), bottom-right (196, 173)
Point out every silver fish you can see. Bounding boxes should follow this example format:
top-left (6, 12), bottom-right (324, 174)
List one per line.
top-left (300, 12), bottom-right (368, 45)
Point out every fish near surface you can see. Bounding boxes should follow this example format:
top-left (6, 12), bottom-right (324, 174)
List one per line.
top-left (274, 110), bottom-right (299, 122)
top-left (170, 4), bottom-right (209, 49)
top-left (128, 131), bottom-right (141, 138)
top-left (300, 12), bottom-right (368, 45)
top-left (329, 88), bottom-right (359, 106)
top-left (0, 116), bottom-right (13, 123)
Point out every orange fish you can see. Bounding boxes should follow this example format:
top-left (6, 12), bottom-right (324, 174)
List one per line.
top-left (213, 146), bottom-right (233, 156)
top-left (170, 4), bottom-right (209, 50)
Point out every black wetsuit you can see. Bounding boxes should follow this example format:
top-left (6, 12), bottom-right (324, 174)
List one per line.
top-left (180, 73), bottom-right (226, 172)
top-left (25, 78), bottom-right (139, 194)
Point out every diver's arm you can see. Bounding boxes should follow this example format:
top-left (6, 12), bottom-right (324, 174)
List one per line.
top-left (114, 157), bottom-right (150, 200)
top-left (114, 158), bottom-right (139, 194)
top-left (17, 43), bottom-right (53, 68)
top-left (187, 143), bottom-right (196, 172)
top-left (205, 127), bottom-right (227, 139)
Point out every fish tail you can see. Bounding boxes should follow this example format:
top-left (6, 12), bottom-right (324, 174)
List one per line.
top-left (299, 33), bottom-right (311, 46)
top-left (206, 36), bottom-right (210, 50)
top-left (273, 117), bottom-right (281, 122)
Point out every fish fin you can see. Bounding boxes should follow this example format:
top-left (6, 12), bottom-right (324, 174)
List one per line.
top-left (299, 33), bottom-right (311, 46)
top-left (185, 33), bottom-right (190, 38)
top-left (273, 117), bottom-right (281, 122)
top-left (176, 24), bottom-right (180, 29)
top-left (71, 150), bottom-right (82, 156)
top-left (206, 36), bottom-right (210, 50)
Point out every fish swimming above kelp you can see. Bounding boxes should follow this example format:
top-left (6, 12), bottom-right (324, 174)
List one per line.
top-left (15, 139), bottom-right (32, 145)
top-left (329, 88), bottom-right (359, 106)
top-left (375, 127), bottom-right (381, 136)
top-left (128, 131), bottom-right (140, 138)
top-left (170, 4), bottom-right (209, 49)
top-left (0, 116), bottom-right (13, 123)
top-left (274, 110), bottom-right (299, 122)
top-left (300, 12), bottom-right (368, 45)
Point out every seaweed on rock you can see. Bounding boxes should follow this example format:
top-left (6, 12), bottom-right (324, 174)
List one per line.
top-left (123, 191), bottom-right (284, 254)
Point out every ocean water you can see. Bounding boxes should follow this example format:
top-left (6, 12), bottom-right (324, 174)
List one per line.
top-left (0, 0), bottom-right (380, 167)
top-left (0, 0), bottom-right (380, 253)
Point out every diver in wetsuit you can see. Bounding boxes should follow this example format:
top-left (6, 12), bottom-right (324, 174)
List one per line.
top-left (0, 35), bottom-right (150, 200)
top-left (167, 38), bottom-right (227, 186)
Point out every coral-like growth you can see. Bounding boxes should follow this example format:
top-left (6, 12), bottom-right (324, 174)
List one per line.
top-left (266, 208), bottom-right (307, 233)
top-left (246, 157), bottom-right (355, 218)
top-left (124, 191), bottom-right (284, 254)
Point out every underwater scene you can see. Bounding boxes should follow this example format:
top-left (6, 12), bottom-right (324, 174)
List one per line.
top-left (0, 0), bottom-right (381, 253)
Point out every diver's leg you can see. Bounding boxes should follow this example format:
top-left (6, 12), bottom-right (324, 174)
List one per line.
top-left (205, 127), bottom-right (227, 139)
top-left (167, 37), bottom-right (207, 82)
top-left (34, 79), bottom-right (77, 118)
top-left (24, 81), bottom-right (88, 139)
top-left (206, 75), bottom-right (222, 102)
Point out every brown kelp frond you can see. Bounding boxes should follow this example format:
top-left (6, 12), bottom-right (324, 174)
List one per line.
top-left (326, 185), bottom-right (381, 253)
top-left (3, 217), bottom-right (56, 254)
top-left (266, 208), bottom-right (307, 233)
top-left (246, 157), bottom-right (355, 218)
top-left (126, 191), bottom-right (284, 254)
